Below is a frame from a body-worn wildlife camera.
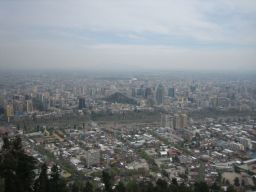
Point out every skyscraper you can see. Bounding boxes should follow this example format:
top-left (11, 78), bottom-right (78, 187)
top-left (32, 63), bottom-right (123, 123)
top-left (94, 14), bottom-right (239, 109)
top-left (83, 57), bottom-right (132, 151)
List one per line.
top-left (168, 87), bottom-right (175, 98)
top-left (173, 113), bottom-right (188, 129)
top-left (5, 103), bottom-right (14, 122)
top-left (174, 114), bottom-right (180, 129)
top-left (78, 97), bottom-right (86, 109)
top-left (145, 87), bottom-right (153, 99)
top-left (180, 114), bottom-right (188, 128)
top-left (156, 84), bottom-right (165, 105)
top-left (131, 88), bottom-right (136, 97)
top-left (164, 114), bottom-right (175, 128)
top-left (26, 100), bottom-right (33, 113)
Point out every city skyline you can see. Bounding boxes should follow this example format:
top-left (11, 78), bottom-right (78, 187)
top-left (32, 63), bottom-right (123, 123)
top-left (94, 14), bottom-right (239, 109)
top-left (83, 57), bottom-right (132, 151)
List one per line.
top-left (0, 0), bottom-right (256, 71)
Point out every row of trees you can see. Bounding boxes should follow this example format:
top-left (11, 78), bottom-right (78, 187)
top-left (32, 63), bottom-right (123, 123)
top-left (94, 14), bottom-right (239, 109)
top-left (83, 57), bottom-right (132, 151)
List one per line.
top-left (33, 164), bottom-right (67, 192)
top-left (96, 170), bottom-right (237, 192)
top-left (1, 136), bottom-right (238, 192)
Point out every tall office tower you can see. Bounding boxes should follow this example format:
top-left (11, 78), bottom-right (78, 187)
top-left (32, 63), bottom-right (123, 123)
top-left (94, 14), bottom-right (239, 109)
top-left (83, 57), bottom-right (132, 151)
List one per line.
top-left (174, 114), bottom-right (181, 129)
top-left (145, 87), bottom-right (153, 99)
top-left (131, 88), bottom-right (136, 97)
top-left (160, 113), bottom-right (165, 127)
top-left (5, 103), bottom-right (14, 122)
top-left (180, 114), bottom-right (188, 128)
top-left (173, 113), bottom-right (188, 129)
top-left (13, 100), bottom-right (24, 115)
top-left (210, 96), bottom-right (218, 108)
top-left (190, 85), bottom-right (196, 92)
top-left (42, 98), bottom-right (50, 111)
top-left (78, 97), bottom-right (86, 109)
top-left (136, 87), bottom-right (144, 97)
top-left (156, 84), bottom-right (165, 105)
top-left (32, 85), bottom-right (38, 94)
top-left (169, 115), bottom-right (175, 129)
top-left (26, 100), bottom-right (33, 113)
top-left (0, 96), bottom-right (4, 106)
top-left (164, 114), bottom-right (175, 128)
top-left (168, 87), bottom-right (175, 97)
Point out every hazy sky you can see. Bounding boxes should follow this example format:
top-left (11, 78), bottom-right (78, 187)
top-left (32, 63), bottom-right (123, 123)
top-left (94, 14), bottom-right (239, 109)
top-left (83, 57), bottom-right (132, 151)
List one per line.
top-left (0, 0), bottom-right (256, 71)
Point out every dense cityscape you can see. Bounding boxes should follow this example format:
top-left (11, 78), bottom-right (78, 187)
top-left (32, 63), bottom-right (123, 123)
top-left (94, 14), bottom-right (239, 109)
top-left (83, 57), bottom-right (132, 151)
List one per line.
top-left (1, 0), bottom-right (256, 191)
top-left (0, 71), bottom-right (256, 192)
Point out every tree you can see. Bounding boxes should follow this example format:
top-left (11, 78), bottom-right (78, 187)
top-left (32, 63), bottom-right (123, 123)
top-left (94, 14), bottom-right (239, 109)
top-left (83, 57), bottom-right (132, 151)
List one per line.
top-left (71, 183), bottom-right (79, 192)
top-left (226, 186), bottom-right (236, 192)
top-left (225, 179), bottom-right (230, 186)
top-left (2, 135), bottom-right (10, 150)
top-left (0, 148), bottom-right (16, 192)
top-left (83, 181), bottom-right (93, 192)
top-left (253, 176), bottom-right (256, 187)
top-left (140, 181), bottom-right (154, 192)
top-left (0, 178), bottom-right (5, 192)
top-left (210, 182), bottom-right (220, 192)
top-left (16, 146), bottom-right (36, 192)
top-left (49, 164), bottom-right (67, 192)
top-left (234, 177), bottom-right (240, 187)
top-left (169, 183), bottom-right (178, 192)
top-left (194, 181), bottom-right (209, 192)
top-left (115, 182), bottom-right (125, 192)
top-left (34, 163), bottom-right (49, 192)
top-left (171, 178), bottom-right (178, 186)
top-left (241, 179), bottom-right (245, 187)
top-left (126, 180), bottom-right (138, 192)
top-left (155, 179), bottom-right (168, 192)
top-left (102, 170), bottom-right (112, 192)
top-left (179, 183), bottom-right (193, 192)
top-left (0, 136), bottom-right (36, 192)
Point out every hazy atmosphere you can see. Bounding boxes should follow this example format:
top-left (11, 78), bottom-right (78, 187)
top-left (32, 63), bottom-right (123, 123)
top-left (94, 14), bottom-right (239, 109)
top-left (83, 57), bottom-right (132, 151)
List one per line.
top-left (0, 0), bottom-right (256, 71)
top-left (1, 1), bottom-right (256, 191)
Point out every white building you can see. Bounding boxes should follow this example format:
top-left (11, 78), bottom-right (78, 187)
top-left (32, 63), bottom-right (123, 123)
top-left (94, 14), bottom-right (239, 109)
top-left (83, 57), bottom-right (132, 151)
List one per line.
top-left (229, 142), bottom-right (245, 151)
top-left (86, 149), bottom-right (101, 168)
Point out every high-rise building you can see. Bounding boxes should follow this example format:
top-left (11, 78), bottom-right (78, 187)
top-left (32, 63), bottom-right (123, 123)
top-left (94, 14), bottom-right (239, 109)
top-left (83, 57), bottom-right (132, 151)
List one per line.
top-left (210, 96), bottom-right (218, 108)
top-left (42, 98), bottom-right (50, 111)
top-left (26, 100), bottom-right (33, 113)
top-left (156, 84), bottom-right (165, 105)
top-left (145, 87), bottom-right (153, 99)
top-left (0, 96), bottom-right (4, 106)
top-left (180, 114), bottom-right (188, 128)
top-left (174, 114), bottom-right (180, 129)
top-left (136, 88), bottom-right (144, 97)
top-left (13, 100), bottom-right (24, 115)
top-left (174, 113), bottom-right (188, 129)
top-left (32, 85), bottom-right (37, 94)
top-left (131, 88), bottom-right (136, 97)
top-left (164, 114), bottom-right (175, 128)
top-left (168, 87), bottom-right (175, 97)
top-left (5, 103), bottom-right (14, 122)
top-left (78, 97), bottom-right (86, 109)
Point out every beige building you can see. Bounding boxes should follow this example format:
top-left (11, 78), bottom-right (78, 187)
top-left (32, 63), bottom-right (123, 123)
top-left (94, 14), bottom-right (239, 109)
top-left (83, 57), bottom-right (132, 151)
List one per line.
top-left (5, 103), bottom-right (14, 122)
top-left (26, 100), bottom-right (33, 113)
